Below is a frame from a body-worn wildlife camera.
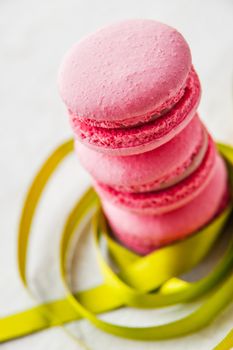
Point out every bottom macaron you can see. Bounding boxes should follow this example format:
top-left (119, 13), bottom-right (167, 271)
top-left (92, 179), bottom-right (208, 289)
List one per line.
top-left (102, 155), bottom-right (229, 255)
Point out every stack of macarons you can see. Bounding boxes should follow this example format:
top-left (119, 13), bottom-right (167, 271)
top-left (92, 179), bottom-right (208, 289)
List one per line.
top-left (58, 19), bottom-right (229, 255)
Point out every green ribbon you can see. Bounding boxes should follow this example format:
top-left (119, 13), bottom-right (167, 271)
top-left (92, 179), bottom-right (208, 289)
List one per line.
top-left (0, 140), bottom-right (233, 349)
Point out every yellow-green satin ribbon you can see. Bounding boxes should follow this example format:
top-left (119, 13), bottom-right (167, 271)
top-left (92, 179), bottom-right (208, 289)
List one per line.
top-left (0, 140), bottom-right (233, 349)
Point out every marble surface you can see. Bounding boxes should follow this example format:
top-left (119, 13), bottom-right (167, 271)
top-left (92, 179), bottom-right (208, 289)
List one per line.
top-left (0, 0), bottom-right (233, 349)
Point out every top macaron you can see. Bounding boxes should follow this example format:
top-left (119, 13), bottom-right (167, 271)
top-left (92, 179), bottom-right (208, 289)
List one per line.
top-left (58, 19), bottom-right (201, 156)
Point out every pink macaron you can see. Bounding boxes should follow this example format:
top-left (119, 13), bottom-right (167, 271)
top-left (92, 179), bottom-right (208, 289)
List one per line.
top-left (58, 19), bottom-right (201, 156)
top-left (94, 134), bottom-right (217, 215)
top-left (102, 154), bottom-right (229, 255)
top-left (75, 115), bottom-right (207, 193)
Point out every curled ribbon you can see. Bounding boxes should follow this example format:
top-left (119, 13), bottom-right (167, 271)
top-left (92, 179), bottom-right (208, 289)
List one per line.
top-left (0, 140), bottom-right (233, 349)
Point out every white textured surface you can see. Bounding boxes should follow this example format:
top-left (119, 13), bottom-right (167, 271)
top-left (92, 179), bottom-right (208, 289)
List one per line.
top-left (0, 0), bottom-right (233, 349)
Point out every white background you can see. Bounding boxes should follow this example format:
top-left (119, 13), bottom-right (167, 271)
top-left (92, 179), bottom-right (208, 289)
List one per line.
top-left (0, 0), bottom-right (233, 349)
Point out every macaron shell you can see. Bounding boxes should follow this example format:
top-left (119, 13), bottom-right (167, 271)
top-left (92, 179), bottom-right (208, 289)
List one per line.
top-left (76, 115), bottom-right (207, 192)
top-left (102, 155), bottom-right (229, 255)
top-left (95, 134), bottom-right (216, 215)
top-left (58, 19), bottom-right (191, 123)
